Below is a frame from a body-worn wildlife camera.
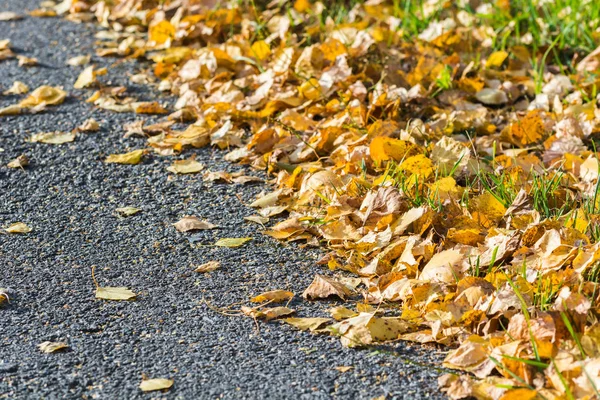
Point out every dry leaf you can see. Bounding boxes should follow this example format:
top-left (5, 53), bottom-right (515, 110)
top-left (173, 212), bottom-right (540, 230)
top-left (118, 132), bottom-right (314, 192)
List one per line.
top-left (283, 317), bottom-right (331, 332)
top-left (38, 341), bottom-right (69, 353)
top-left (3, 81), bottom-right (29, 95)
top-left (251, 290), bottom-right (294, 303)
top-left (0, 288), bottom-right (10, 307)
top-left (66, 55), bottom-right (91, 66)
top-left (78, 118), bottom-right (99, 132)
top-left (74, 65), bottom-right (97, 89)
top-left (173, 216), bottom-right (217, 232)
top-left (105, 149), bottom-right (144, 165)
top-left (95, 287), bottom-right (136, 301)
top-left (7, 155), bottom-right (29, 169)
top-left (195, 261), bottom-right (220, 273)
top-left (139, 378), bottom-right (173, 392)
top-left (116, 206), bottom-right (141, 216)
top-left (244, 215), bottom-right (269, 225)
top-left (214, 237), bottom-right (252, 248)
top-left (167, 159), bottom-right (204, 174)
top-left (30, 131), bottom-right (75, 145)
top-left (17, 55), bottom-right (38, 66)
top-left (0, 11), bottom-right (22, 21)
top-left (19, 85), bottom-right (66, 107)
top-left (302, 274), bottom-right (353, 300)
top-left (334, 366), bottom-right (353, 373)
top-left (5, 222), bottom-right (32, 233)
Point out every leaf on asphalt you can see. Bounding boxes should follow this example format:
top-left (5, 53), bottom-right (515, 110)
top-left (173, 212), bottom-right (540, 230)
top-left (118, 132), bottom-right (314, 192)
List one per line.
top-left (195, 261), bottom-right (220, 273)
top-left (302, 274), bottom-right (353, 300)
top-left (283, 317), bottom-right (331, 332)
top-left (66, 54), bottom-right (91, 66)
top-left (173, 216), bottom-right (217, 232)
top-left (139, 378), bottom-right (173, 392)
top-left (214, 237), bottom-right (252, 248)
top-left (38, 341), bottom-right (69, 353)
top-left (74, 65), bottom-right (97, 89)
top-left (242, 306), bottom-right (295, 321)
top-left (334, 366), bottom-right (353, 373)
top-left (244, 215), bottom-right (269, 225)
top-left (116, 206), bottom-right (141, 216)
top-left (7, 154), bottom-right (29, 169)
top-left (328, 313), bottom-right (412, 348)
top-left (0, 288), bottom-right (9, 307)
top-left (30, 131), bottom-right (75, 145)
top-left (0, 11), bottom-right (22, 21)
top-left (3, 81), bottom-right (29, 95)
top-left (17, 55), bottom-right (38, 67)
top-left (95, 287), bottom-right (136, 301)
top-left (5, 222), bottom-right (32, 234)
top-left (105, 149), bottom-right (144, 164)
top-left (0, 104), bottom-right (22, 115)
top-left (330, 306), bottom-right (358, 321)
top-left (77, 118), bottom-right (99, 132)
top-left (167, 158), bottom-right (204, 174)
top-left (19, 85), bottom-right (67, 107)
top-left (251, 290), bottom-right (294, 303)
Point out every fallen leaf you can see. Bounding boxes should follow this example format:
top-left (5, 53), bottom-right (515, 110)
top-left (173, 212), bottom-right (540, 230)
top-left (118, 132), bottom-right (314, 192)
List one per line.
top-left (38, 341), bottom-right (69, 353)
top-left (0, 288), bottom-right (9, 307)
top-left (334, 366), bottom-right (353, 373)
top-left (17, 55), bottom-right (38, 66)
top-left (302, 274), bottom-right (353, 300)
top-left (78, 118), bottom-right (99, 132)
top-left (167, 159), bottom-right (204, 174)
top-left (30, 131), bottom-right (75, 145)
top-left (95, 287), bottom-right (136, 301)
top-left (244, 215), bottom-right (269, 225)
top-left (139, 378), bottom-right (173, 392)
top-left (105, 149), bottom-right (144, 165)
top-left (74, 65), bottom-right (97, 89)
top-left (66, 55), bottom-right (91, 66)
top-left (0, 11), bottom-right (22, 21)
top-left (19, 85), bottom-right (67, 107)
top-left (3, 81), bottom-right (29, 95)
top-left (251, 290), bottom-right (294, 303)
top-left (116, 206), bottom-right (141, 216)
top-left (5, 222), bottom-right (32, 233)
top-left (7, 154), bottom-right (29, 169)
top-left (283, 317), bottom-right (331, 332)
top-left (173, 216), bottom-right (217, 232)
top-left (214, 237), bottom-right (252, 248)
top-left (195, 261), bottom-right (220, 273)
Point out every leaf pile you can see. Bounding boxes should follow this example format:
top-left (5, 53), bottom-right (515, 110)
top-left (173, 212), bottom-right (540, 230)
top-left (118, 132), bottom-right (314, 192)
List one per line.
top-left (36, 0), bottom-right (600, 397)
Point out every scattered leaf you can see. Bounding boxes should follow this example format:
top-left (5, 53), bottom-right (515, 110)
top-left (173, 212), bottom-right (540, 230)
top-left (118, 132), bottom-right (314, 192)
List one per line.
top-left (302, 274), bottom-right (353, 300)
top-left (251, 290), bottom-right (294, 303)
top-left (105, 149), bottom-right (144, 165)
top-left (38, 341), bottom-right (69, 353)
top-left (195, 261), bottom-right (220, 273)
top-left (167, 159), bottom-right (204, 174)
top-left (283, 317), bottom-right (331, 332)
top-left (173, 216), bottom-right (217, 232)
top-left (95, 287), bottom-right (136, 301)
top-left (116, 206), bottom-right (141, 216)
top-left (139, 378), bottom-right (173, 392)
top-left (30, 131), bottom-right (75, 145)
top-left (5, 222), bottom-right (32, 234)
top-left (214, 237), bottom-right (252, 248)
top-left (7, 154), bottom-right (29, 169)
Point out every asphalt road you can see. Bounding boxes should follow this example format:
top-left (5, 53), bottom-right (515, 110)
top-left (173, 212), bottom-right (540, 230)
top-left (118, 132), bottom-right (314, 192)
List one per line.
top-left (0, 2), bottom-right (446, 398)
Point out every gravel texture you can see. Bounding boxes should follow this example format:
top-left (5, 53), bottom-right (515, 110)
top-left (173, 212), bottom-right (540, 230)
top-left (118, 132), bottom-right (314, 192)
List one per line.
top-left (0, 2), bottom-right (447, 399)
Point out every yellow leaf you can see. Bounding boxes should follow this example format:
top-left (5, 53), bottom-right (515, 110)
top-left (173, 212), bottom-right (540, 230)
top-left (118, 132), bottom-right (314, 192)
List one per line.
top-left (73, 65), bottom-right (96, 89)
top-left (105, 149), bottom-right (144, 165)
top-left (470, 192), bottom-right (507, 227)
top-left (5, 222), bottom-right (32, 233)
top-left (30, 131), bottom-right (75, 145)
top-left (38, 341), bottom-right (69, 353)
top-left (334, 366), bottom-right (353, 373)
top-left (0, 288), bottom-right (9, 307)
top-left (115, 206), bottom-right (141, 216)
top-left (95, 287), bottom-right (136, 301)
top-left (139, 378), bottom-right (173, 392)
top-left (294, 0), bottom-right (311, 12)
top-left (283, 317), bottom-right (331, 332)
top-left (330, 306), bottom-right (358, 321)
top-left (251, 40), bottom-right (271, 61)
top-left (167, 159), bottom-right (204, 174)
top-left (486, 50), bottom-right (508, 68)
top-left (370, 137), bottom-right (419, 164)
top-left (149, 20), bottom-right (175, 45)
top-left (19, 85), bottom-right (66, 107)
top-left (134, 101), bottom-right (168, 114)
top-left (214, 237), bottom-right (252, 247)
top-left (298, 78), bottom-right (322, 100)
top-left (251, 290), bottom-right (294, 303)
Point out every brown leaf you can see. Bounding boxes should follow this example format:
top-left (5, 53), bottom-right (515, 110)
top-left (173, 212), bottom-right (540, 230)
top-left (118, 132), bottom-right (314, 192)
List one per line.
top-left (173, 216), bottom-right (217, 232)
top-left (302, 274), bottom-right (353, 300)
